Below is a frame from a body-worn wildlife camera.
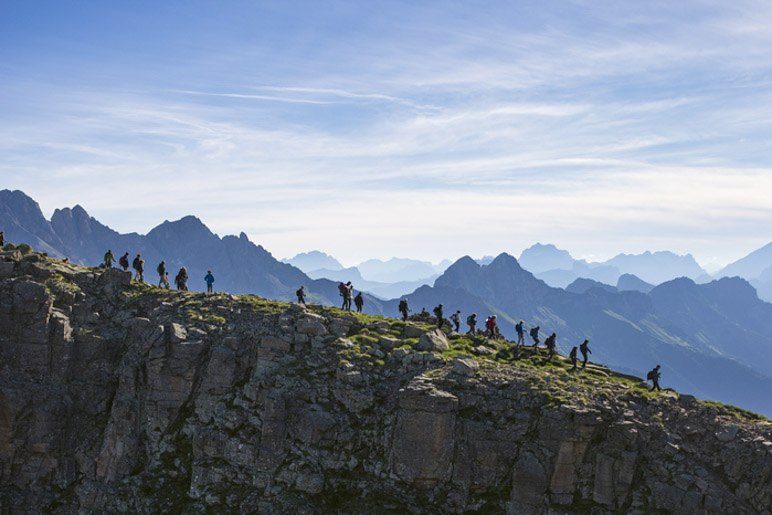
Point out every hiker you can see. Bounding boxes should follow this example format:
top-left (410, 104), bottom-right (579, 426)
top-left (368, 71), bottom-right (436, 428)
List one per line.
top-left (354, 291), bottom-right (364, 312)
top-left (569, 346), bottom-right (578, 370)
top-left (0, 231), bottom-right (4, 247)
top-left (467, 313), bottom-right (477, 333)
top-left (515, 320), bottom-right (525, 345)
top-left (204, 270), bottom-right (215, 294)
top-left (485, 315), bottom-right (498, 338)
top-left (339, 281), bottom-right (353, 310)
top-left (103, 250), bottom-right (115, 268)
top-left (296, 285), bottom-right (306, 306)
top-left (132, 254), bottom-right (144, 282)
top-left (530, 325), bottom-right (540, 347)
top-left (160, 271), bottom-right (171, 289)
top-left (398, 299), bottom-right (409, 321)
top-left (119, 252), bottom-right (130, 271)
top-left (175, 267), bottom-right (188, 291)
top-left (157, 261), bottom-right (167, 287)
top-left (450, 310), bottom-right (461, 332)
top-left (647, 365), bottom-right (662, 391)
top-left (545, 333), bottom-right (557, 359)
top-left (579, 339), bottom-right (591, 368)
top-left (433, 304), bottom-right (444, 329)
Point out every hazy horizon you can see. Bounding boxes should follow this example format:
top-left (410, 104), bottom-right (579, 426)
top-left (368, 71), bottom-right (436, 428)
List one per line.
top-left (2, 1), bottom-right (772, 266)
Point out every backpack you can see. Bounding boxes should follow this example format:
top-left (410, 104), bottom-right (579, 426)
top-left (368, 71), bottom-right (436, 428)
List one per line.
top-left (466, 315), bottom-right (475, 325)
top-left (646, 370), bottom-right (655, 380)
top-left (530, 328), bottom-right (538, 337)
top-left (338, 283), bottom-right (347, 295)
top-left (157, 263), bottom-right (165, 275)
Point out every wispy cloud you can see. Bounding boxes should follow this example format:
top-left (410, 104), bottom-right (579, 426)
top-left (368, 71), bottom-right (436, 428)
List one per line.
top-left (1, 1), bottom-right (772, 265)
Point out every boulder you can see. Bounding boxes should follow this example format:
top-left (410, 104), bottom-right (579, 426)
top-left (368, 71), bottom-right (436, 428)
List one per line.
top-left (166, 322), bottom-right (188, 343)
top-left (451, 357), bottom-right (479, 376)
top-left (401, 325), bottom-right (424, 338)
top-left (415, 328), bottom-right (449, 352)
top-left (716, 424), bottom-right (740, 443)
top-left (297, 313), bottom-right (328, 336)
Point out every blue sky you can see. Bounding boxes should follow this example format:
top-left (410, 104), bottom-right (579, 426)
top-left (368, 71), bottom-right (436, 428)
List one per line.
top-left (1, 0), bottom-right (771, 267)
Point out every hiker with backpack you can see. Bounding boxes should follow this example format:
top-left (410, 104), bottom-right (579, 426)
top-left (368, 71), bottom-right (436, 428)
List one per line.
top-left (119, 252), bottom-right (130, 271)
top-left (485, 315), bottom-right (498, 338)
top-left (433, 304), bottom-right (444, 329)
top-left (0, 231), bottom-right (4, 247)
top-left (450, 310), bottom-right (461, 332)
top-left (354, 291), bottom-right (364, 312)
top-left (157, 261), bottom-right (167, 287)
top-left (204, 270), bottom-right (215, 294)
top-left (296, 286), bottom-right (306, 306)
top-left (545, 333), bottom-right (557, 360)
top-left (467, 313), bottom-right (477, 334)
top-left (530, 325), bottom-right (540, 347)
top-left (569, 346), bottom-right (578, 369)
top-left (398, 299), bottom-right (409, 321)
top-left (515, 320), bottom-right (525, 345)
top-left (579, 339), bottom-right (591, 368)
top-left (339, 281), bottom-right (353, 310)
top-left (103, 250), bottom-right (115, 269)
top-left (647, 365), bottom-right (662, 391)
top-left (132, 254), bottom-right (144, 282)
top-left (175, 267), bottom-right (188, 291)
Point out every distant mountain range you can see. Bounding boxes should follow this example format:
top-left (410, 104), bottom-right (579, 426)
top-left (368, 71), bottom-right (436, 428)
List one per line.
top-left (518, 243), bottom-right (711, 288)
top-left (3, 189), bottom-right (771, 415)
top-left (0, 189), bottom-right (386, 310)
top-left (717, 242), bottom-right (772, 303)
top-left (283, 252), bottom-right (450, 298)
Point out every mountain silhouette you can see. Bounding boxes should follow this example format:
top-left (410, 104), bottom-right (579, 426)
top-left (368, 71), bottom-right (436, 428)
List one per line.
top-left (0, 189), bottom-right (383, 310)
top-left (616, 273), bottom-right (654, 293)
top-left (518, 242), bottom-right (710, 287)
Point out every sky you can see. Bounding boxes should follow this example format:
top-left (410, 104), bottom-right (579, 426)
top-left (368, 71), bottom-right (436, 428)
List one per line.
top-left (1, 0), bottom-right (771, 268)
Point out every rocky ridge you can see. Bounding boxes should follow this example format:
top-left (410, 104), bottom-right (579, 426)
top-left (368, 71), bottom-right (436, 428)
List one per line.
top-left (0, 247), bottom-right (770, 513)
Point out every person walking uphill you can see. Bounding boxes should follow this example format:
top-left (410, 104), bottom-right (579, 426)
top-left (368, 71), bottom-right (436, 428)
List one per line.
top-left (398, 299), bottom-right (409, 321)
top-left (485, 315), bottom-right (499, 338)
top-left (204, 270), bottom-right (215, 294)
top-left (132, 254), bottom-right (144, 282)
top-left (515, 320), bottom-right (525, 345)
top-left (467, 313), bottom-right (477, 334)
top-left (569, 346), bottom-right (578, 370)
top-left (119, 252), bottom-right (130, 271)
top-left (545, 333), bottom-right (557, 360)
top-left (296, 286), bottom-right (306, 306)
top-left (354, 292), bottom-right (364, 312)
top-left (157, 261), bottom-right (167, 287)
top-left (175, 267), bottom-right (189, 291)
top-left (103, 250), bottom-right (115, 269)
top-left (647, 365), bottom-right (662, 391)
top-left (530, 325), bottom-right (540, 347)
top-left (433, 304), bottom-right (444, 329)
top-left (450, 310), bottom-right (461, 332)
top-left (579, 339), bottom-right (591, 368)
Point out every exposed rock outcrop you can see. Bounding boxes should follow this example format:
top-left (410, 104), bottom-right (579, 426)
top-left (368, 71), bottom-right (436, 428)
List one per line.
top-left (0, 252), bottom-right (770, 513)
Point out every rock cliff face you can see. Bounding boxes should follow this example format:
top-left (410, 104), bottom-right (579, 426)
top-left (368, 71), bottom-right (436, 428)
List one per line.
top-left (1, 248), bottom-right (770, 513)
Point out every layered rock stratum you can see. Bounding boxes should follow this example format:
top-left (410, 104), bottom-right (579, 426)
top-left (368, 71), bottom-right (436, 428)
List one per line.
top-left (0, 247), bottom-right (770, 513)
